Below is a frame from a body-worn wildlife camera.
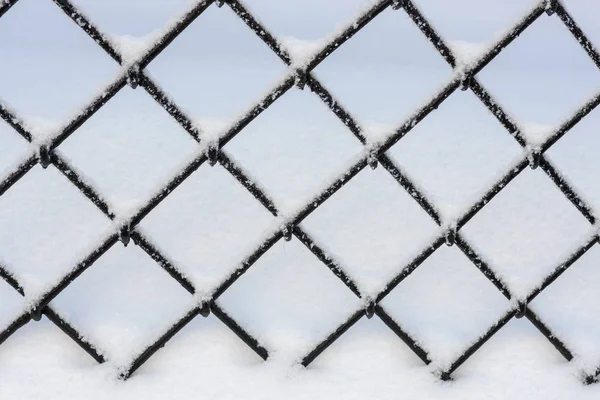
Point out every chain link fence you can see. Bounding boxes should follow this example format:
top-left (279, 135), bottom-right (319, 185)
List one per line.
top-left (1, 0), bottom-right (600, 383)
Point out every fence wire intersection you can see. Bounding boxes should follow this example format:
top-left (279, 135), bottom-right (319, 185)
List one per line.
top-left (1, 0), bottom-right (600, 383)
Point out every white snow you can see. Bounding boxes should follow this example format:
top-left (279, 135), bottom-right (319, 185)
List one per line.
top-left (109, 34), bottom-right (155, 66)
top-left (2, 0), bottom-right (600, 398)
top-left (278, 35), bottom-right (327, 67)
top-left (448, 39), bottom-right (489, 70)
top-left (521, 122), bottom-right (556, 146)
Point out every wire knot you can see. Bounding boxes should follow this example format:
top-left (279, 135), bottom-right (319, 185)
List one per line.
top-left (207, 142), bottom-right (219, 167)
top-left (126, 64), bottom-right (141, 89)
top-left (38, 144), bottom-right (51, 169)
top-left (30, 306), bottom-right (43, 322)
top-left (199, 301), bottom-right (211, 317)
top-left (527, 148), bottom-right (541, 170)
top-left (444, 225), bottom-right (456, 247)
top-left (368, 148), bottom-right (379, 170)
top-left (294, 68), bottom-right (308, 90)
top-left (282, 225), bottom-right (294, 242)
top-left (391, 0), bottom-right (406, 10)
top-left (545, 0), bottom-right (557, 16)
top-left (515, 301), bottom-right (527, 319)
top-left (364, 297), bottom-right (376, 319)
top-left (460, 73), bottom-right (472, 91)
top-left (119, 224), bottom-right (132, 246)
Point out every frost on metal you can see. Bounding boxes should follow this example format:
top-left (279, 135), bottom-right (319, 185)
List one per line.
top-left (1, 0), bottom-right (600, 385)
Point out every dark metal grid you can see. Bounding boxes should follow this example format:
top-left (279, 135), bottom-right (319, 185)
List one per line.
top-left (0, 0), bottom-right (598, 383)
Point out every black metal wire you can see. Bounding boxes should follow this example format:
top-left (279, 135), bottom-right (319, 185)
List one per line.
top-left (0, 0), bottom-right (599, 384)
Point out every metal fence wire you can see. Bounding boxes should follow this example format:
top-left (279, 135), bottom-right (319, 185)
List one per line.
top-left (1, 0), bottom-right (600, 383)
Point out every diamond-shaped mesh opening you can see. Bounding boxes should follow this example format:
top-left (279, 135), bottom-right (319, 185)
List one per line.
top-left (70, 0), bottom-right (192, 37)
top-left (51, 243), bottom-right (193, 367)
top-left (217, 239), bottom-right (361, 361)
top-left (534, 245), bottom-right (600, 368)
top-left (309, 315), bottom-right (424, 370)
top-left (315, 6), bottom-right (451, 127)
top-left (380, 245), bottom-right (509, 368)
top-left (132, 316), bottom-right (264, 377)
top-left (453, 317), bottom-right (569, 381)
top-left (0, 277), bottom-right (23, 332)
top-left (0, 0), bottom-right (118, 122)
top-left (477, 13), bottom-right (600, 127)
top-left (0, 119), bottom-right (29, 177)
top-left (246, 0), bottom-right (366, 42)
top-left (147, 4), bottom-right (286, 122)
top-left (225, 88), bottom-right (363, 208)
top-left (301, 166), bottom-right (439, 294)
top-left (0, 166), bottom-right (111, 293)
top-left (0, 317), bottom-right (98, 381)
top-left (139, 163), bottom-right (273, 292)
top-left (58, 87), bottom-right (199, 216)
top-left (461, 168), bottom-right (590, 297)
top-left (546, 106), bottom-right (600, 212)
top-left (413, 0), bottom-right (535, 43)
top-left (388, 90), bottom-right (521, 220)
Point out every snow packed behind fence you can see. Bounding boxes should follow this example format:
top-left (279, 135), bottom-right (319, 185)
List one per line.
top-left (2, 0), bottom-right (600, 398)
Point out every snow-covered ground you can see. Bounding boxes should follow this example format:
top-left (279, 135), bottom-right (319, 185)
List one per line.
top-left (2, 0), bottom-right (600, 398)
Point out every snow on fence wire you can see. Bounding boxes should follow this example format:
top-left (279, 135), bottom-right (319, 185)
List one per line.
top-left (1, 0), bottom-right (600, 383)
